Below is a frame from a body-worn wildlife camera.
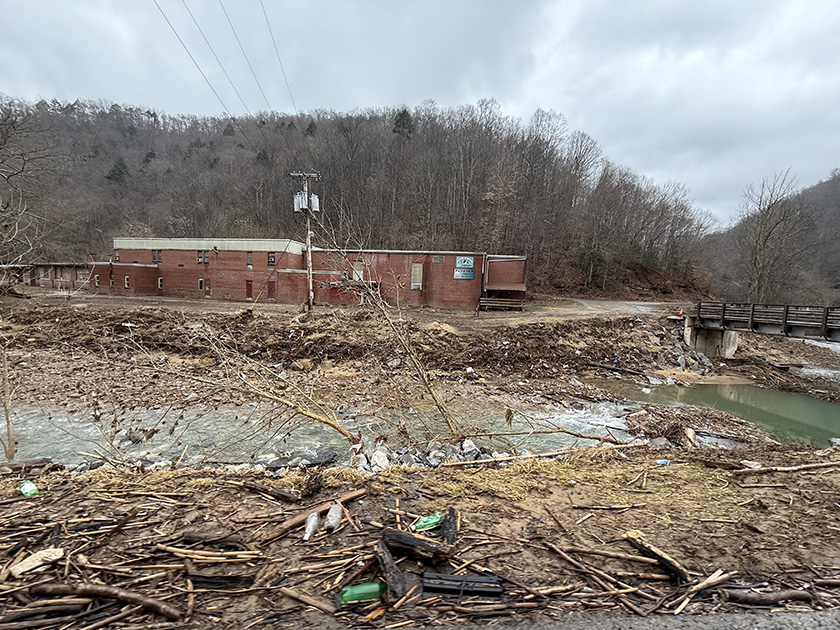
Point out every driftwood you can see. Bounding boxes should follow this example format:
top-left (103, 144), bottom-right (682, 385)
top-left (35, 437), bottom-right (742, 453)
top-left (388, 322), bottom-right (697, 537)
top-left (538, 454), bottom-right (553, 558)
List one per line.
top-left (278, 586), bottom-right (336, 615)
top-left (586, 361), bottom-right (644, 376)
top-left (375, 539), bottom-right (409, 602)
top-left (731, 460), bottom-right (840, 476)
top-left (29, 582), bottom-right (183, 620)
top-left (263, 488), bottom-right (367, 543)
top-left (239, 480), bottom-right (299, 503)
top-left (442, 507), bottom-right (459, 545)
top-left (720, 588), bottom-right (813, 605)
top-left (623, 530), bottom-right (690, 582)
top-left (381, 528), bottom-right (452, 564)
top-left (668, 569), bottom-right (737, 613)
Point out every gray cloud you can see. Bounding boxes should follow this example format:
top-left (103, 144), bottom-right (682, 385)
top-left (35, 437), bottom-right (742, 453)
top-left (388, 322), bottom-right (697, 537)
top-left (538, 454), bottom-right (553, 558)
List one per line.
top-left (1, 0), bottom-right (838, 222)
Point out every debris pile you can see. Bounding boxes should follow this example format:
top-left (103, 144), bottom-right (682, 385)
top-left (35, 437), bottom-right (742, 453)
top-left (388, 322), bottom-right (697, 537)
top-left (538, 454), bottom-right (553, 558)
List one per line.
top-left (2, 444), bottom-right (840, 627)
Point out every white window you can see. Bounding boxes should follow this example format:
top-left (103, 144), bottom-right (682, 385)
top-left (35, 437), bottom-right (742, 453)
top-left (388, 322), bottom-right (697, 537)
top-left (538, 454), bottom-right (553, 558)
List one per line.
top-left (94, 274), bottom-right (100, 287)
top-left (411, 262), bottom-right (423, 291)
top-left (157, 277), bottom-right (164, 290)
top-left (268, 252), bottom-right (275, 266)
top-left (114, 250), bottom-right (120, 262)
top-left (352, 261), bottom-right (364, 281)
top-left (198, 278), bottom-right (204, 291)
top-left (197, 250), bottom-right (203, 263)
top-left (124, 275), bottom-right (130, 288)
top-left (247, 251), bottom-right (253, 266)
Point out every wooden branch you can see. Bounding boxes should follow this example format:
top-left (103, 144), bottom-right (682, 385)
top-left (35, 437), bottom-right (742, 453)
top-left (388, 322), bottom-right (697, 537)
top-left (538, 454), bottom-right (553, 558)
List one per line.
top-left (720, 588), bottom-right (812, 605)
top-left (29, 583), bottom-right (183, 620)
top-left (263, 489), bottom-right (367, 543)
top-left (237, 480), bottom-right (299, 503)
top-left (375, 540), bottom-right (409, 602)
top-left (442, 443), bottom-right (643, 468)
top-left (731, 460), bottom-right (840, 475)
top-left (571, 503), bottom-right (646, 511)
top-left (668, 569), bottom-right (737, 613)
top-left (442, 507), bottom-right (459, 546)
top-left (561, 546), bottom-right (659, 565)
top-left (278, 586), bottom-right (336, 615)
top-left (623, 530), bottom-right (690, 582)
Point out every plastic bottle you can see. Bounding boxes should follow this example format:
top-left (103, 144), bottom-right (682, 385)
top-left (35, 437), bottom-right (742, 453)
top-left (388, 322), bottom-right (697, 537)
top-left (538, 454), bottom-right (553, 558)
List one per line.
top-left (302, 512), bottom-right (320, 541)
top-left (656, 459), bottom-right (670, 466)
top-left (412, 512), bottom-right (443, 531)
top-left (324, 504), bottom-right (343, 533)
top-left (339, 582), bottom-right (386, 605)
top-left (19, 481), bottom-right (39, 497)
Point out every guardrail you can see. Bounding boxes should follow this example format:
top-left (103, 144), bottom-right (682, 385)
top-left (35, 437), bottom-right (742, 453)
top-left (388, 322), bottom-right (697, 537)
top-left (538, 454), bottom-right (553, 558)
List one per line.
top-left (691, 302), bottom-right (840, 341)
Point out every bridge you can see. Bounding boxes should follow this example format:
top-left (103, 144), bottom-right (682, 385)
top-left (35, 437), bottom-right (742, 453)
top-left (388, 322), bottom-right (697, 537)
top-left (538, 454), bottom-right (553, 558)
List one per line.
top-left (684, 301), bottom-right (840, 358)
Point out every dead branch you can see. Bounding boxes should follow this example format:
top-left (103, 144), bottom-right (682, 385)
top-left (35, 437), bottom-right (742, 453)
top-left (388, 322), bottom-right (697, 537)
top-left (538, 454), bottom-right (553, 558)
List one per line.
top-left (29, 583), bottom-right (183, 620)
top-left (720, 588), bottom-right (813, 605)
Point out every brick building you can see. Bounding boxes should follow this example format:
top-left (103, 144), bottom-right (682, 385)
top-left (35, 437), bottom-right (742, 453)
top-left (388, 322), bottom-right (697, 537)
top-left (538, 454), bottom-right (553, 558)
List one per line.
top-left (88, 238), bottom-right (526, 310)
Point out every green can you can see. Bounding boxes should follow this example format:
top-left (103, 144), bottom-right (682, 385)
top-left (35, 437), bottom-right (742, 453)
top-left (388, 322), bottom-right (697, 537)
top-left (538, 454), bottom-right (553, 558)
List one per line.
top-left (20, 481), bottom-right (39, 497)
top-left (339, 582), bottom-right (386, 605)
top-left (412, 512), bottom-right (443, 531)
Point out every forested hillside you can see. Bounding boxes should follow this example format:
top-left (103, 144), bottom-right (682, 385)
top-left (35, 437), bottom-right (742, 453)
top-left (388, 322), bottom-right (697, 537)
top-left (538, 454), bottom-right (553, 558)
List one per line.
top-left (0, 94), bottom-right (756, 297)
top-left (701, 171), bottom-right (840, 306)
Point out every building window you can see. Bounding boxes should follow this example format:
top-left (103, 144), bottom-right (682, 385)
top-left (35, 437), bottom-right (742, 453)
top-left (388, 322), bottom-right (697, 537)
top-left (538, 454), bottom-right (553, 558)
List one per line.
top-left (198, 278), bottom-right (204, 291)
top-left (157, 277), bottom-right (164, 290)
top-left (268, 252), bottom-right (275, 266)
top-left (94, 274), bottom-right (100, 288)
top-left (247, 251), bottom-right (253, 266)
top-left (124, 275), bottom-right (130, 288)
top-left (152, 249), bottom-right (163, 263)
top-left (197, 250), bottom-right (203, 263)
top-left (203, 250), bottom-right (209, 264)
top-left (114, 250), bottom-right (120, 262)
top-left (411, 262), bottom-right (423, 291)
top-left (432, 255), bottom-right (445, 263)
top-left (352, 261), bottom-right (364, 281)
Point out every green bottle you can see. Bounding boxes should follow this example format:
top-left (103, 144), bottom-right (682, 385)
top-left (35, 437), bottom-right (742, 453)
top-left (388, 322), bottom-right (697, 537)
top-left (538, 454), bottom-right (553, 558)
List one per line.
top-left (339, 582), bottom-right (386, 605)
top-left (20, 481), bottom-right (39, 497)
top-left (412, 512), bottom-right (442, 531)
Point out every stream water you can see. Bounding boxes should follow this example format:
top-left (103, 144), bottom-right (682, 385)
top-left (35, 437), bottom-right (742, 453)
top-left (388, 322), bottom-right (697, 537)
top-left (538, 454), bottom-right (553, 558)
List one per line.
top-left (599, 380), bottom-right (840, 447)
top-left (8, 376), bottom-right (840, 464)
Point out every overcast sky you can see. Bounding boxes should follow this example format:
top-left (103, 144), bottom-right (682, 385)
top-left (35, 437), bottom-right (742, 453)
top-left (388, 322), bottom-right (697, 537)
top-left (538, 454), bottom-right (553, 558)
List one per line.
top-left (2, 0), bottom-right (839, 224)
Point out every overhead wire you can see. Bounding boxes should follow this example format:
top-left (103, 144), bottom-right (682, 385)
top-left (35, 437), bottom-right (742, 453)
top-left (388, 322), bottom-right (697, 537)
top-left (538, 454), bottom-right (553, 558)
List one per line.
top-left (180, 0), bottom-right (273, 147)
top-left (180, 0), bottom-right (253, 118)
top-left (152, 0), bottom-right (258, 152)
top-left (258, 0), bottom-right (320, 171)
top-left (219, 0), bottom-right (273, 112)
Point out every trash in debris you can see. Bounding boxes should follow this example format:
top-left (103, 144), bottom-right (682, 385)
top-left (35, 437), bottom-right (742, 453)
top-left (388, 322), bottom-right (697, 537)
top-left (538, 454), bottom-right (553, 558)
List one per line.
top-left (423, 571), bottom-right (503, 597)
top-left (324, 504), bottom-right (343, 533)
top-left (339, 581), bottom-right (386, 605)
top-left (656, 459), bottom-right (671, 466)
top-left (20, 480), bottom-right (39, 497)
top-left (412, 512), bottom-right (443, 531)
top-left (739, 460), bottom-right (763, 469)
top-left (303, 512), bottom-right (320, 541)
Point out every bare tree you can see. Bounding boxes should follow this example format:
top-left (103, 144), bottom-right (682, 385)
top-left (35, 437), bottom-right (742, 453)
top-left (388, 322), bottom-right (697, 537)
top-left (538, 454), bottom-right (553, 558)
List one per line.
top-left (735, 170), bottom-right (815, 303)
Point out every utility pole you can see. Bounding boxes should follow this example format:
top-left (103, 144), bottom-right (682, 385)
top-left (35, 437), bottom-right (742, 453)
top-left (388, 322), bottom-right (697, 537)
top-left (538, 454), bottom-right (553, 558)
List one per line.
top-left (290, 171), bottom-right (321, 312)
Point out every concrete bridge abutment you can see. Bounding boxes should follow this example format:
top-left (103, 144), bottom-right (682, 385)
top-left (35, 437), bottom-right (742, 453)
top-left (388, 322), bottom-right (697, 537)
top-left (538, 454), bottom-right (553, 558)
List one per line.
top-left (684, 317), bottom-right (738, 359)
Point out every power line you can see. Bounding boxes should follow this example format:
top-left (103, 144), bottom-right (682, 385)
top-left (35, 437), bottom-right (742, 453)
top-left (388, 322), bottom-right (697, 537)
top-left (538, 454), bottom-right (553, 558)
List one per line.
top-left (180, 0), bottom-right (273, 147)
top-left (180, 0), bottom-right (253, 118)
top-left (152, 0), bottom-right (258, 151)
top-left (218, 0), bottom-right (273, 112)
top-left (258, 0), bottom-right (318, 166)
top-left (259, 0), bottom-right (298, 116)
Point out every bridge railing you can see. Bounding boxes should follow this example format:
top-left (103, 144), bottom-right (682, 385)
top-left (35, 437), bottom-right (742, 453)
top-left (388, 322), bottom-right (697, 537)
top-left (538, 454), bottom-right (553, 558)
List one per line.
top-left (692, 301), bottom-right (840, 340)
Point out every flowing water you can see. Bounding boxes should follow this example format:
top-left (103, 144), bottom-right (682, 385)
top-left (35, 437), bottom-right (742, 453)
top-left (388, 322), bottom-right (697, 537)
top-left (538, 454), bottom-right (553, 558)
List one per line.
top-left (9, 399), bottom-right (644, 465)
top-left (598, 380), bottom-right (840, 447)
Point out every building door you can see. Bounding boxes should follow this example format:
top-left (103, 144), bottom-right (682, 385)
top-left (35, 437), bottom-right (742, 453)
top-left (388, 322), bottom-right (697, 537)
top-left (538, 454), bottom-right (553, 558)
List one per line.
top-left (245, 280), bottom-right (253, 299)
top-left (267, 281), bottom-right (276, 300)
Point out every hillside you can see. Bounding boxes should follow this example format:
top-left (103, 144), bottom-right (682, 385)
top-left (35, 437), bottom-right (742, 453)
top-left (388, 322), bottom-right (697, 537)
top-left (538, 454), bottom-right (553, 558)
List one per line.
top-left (1, 96), bottom-right (710, 298)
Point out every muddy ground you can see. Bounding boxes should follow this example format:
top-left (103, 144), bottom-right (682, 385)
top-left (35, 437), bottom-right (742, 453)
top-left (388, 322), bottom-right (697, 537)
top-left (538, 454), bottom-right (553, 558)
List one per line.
top-left (0, 293), bottom-right (839, 628)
